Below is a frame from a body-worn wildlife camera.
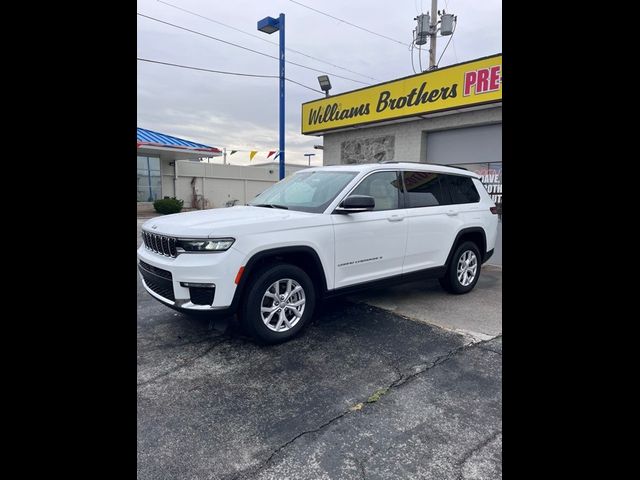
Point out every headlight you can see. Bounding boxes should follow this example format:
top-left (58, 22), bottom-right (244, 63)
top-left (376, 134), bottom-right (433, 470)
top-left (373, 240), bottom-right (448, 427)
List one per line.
top-left (176, 238), bottom-right (235, 252)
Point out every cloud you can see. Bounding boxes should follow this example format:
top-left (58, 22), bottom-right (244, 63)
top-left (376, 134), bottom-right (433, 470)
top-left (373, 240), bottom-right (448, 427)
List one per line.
top-left (137, 0), bottom-right (501, 167)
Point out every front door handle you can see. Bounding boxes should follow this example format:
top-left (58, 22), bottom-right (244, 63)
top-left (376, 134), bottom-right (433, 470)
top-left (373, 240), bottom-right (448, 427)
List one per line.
top-left (446, 209), bottom-right (459, 216)
top-left (387, 214), bottom-right (404, 222)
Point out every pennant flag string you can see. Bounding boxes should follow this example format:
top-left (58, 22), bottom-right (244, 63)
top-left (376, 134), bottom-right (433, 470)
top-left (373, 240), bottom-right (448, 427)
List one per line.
top-left (249, 151), bottom-right (258, 161)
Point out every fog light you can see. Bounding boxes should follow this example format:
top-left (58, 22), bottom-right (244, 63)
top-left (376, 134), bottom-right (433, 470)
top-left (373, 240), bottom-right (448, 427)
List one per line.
top-left (180, 282), bottom-right (216, 288)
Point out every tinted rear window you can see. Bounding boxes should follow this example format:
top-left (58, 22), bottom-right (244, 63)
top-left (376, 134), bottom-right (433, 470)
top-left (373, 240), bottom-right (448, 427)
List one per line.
top-left (441, 175), bottom-right (480, 204)
top-left (402, 171), bottom-right (451, 207)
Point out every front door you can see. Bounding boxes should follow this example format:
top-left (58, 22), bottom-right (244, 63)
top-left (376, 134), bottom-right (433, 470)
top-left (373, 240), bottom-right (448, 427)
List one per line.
top-left (332, 170), bottom-right (408, 289)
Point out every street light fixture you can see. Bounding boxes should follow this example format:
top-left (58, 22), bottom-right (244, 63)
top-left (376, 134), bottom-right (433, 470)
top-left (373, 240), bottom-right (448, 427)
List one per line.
top-left (317, 75), bottom-right (331, 97)
top-left (257, 14), bottom-right (286, 180)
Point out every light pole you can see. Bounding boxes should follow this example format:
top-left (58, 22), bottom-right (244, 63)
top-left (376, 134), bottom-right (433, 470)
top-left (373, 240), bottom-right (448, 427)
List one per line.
top-left (317, 75), bottom-right (331, 97)
top-left (257, 14), bottom-right (285, 180)
top-left (304, 153), bottom-right (316, 166)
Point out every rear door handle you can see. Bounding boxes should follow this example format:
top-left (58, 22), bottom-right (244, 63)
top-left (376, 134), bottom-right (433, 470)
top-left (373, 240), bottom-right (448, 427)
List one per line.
top-left (387, 214), bottom-right (404, 222)
top-left (446, 209), bottom-right (459, 216)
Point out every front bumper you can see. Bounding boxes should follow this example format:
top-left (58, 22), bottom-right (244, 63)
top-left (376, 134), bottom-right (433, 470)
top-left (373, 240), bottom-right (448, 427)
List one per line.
top-left (137, 243), bottom-right (244, 311)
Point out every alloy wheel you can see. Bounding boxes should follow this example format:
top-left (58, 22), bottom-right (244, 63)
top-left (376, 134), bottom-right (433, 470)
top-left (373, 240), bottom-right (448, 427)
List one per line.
top-left (457, 250), bottom-right (478, 287)
top-left (260, 278), bottom-right (306, 332)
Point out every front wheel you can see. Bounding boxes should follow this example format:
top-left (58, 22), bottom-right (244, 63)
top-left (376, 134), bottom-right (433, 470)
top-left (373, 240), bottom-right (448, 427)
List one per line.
top-left (240, 263), bottom-right (316, 344)
top-left (439, 241), bottom-right (482, 294)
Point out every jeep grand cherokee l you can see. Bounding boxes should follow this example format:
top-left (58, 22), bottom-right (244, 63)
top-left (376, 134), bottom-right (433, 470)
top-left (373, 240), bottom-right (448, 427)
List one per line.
top-left (138, 162), bottom-right (498, 343)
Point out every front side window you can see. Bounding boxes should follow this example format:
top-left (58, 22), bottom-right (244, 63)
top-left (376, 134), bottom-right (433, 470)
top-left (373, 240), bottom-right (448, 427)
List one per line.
top-left (249, 171), bottom-right (357, 213)
top-left (350, 171), bottom-right (400, 211)
top-left (402, 171), bottom-right (450, 208)
top-left (441, 174), bottom-right (480, 204)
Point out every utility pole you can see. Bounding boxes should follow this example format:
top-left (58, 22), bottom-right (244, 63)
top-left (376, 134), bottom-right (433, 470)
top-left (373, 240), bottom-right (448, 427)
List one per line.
top-left (429, 0), bottom-right (438, 69)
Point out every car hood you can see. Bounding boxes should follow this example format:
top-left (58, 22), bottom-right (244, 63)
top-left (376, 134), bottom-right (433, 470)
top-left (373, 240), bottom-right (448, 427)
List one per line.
top-left (141, 205), bottom-right (323, 238)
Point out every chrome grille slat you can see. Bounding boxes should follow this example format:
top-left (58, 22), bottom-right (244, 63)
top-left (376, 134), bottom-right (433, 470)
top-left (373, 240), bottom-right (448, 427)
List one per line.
top-left (161, 236), bottom-right (169, 256)
top-left (141, 230), bottom-right (178, 258)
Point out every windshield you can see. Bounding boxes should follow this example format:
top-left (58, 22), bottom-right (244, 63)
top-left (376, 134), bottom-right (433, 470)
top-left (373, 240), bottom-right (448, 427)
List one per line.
top-left (249, 170), bottom-right (358, 213)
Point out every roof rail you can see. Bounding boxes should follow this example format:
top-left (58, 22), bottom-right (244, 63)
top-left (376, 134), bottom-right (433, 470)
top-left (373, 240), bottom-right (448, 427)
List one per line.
top-left (380, 161), bottom-right (470, 171)
top-left (427, 163), bottom-right (470, 171)
top-left (379, 160), bottom-right (423, 164)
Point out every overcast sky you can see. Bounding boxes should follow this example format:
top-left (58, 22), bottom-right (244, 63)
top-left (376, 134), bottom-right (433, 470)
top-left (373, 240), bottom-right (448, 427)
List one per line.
top-left (137, 0), bottom-right (501, 166)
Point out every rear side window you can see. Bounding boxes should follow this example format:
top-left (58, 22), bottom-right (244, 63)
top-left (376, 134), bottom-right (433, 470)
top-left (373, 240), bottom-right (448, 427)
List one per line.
top-left (402, 171), bottom-right (451, 208)
top-left (441, 175), bottom-right (480, 204)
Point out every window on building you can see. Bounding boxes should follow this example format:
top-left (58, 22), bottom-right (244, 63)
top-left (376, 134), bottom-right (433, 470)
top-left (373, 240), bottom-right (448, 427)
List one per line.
top-left (137, 156), bottom-right (161, 202)
top-left (402, 171), bottom-right (451, 208)
top-left (351, 171), bottom-right (400, 211)
top-left (441, 174), bottom-right (480, 204)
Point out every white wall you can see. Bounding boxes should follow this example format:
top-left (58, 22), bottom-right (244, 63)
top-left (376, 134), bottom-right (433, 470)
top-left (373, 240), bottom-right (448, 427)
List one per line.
top-left (162, 160), bottom-right (280, 209)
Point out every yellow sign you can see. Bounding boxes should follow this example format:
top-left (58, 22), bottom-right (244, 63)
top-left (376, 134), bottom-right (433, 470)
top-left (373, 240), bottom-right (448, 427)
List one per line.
top-left (301, 54), bottom-right (502, 135)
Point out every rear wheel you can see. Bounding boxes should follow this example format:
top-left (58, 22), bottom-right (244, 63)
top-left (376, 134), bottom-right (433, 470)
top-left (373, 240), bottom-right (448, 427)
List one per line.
top-left (439, 241), bottom-right (481, 294)
top-left (240, 263), bottom-right (316, 344)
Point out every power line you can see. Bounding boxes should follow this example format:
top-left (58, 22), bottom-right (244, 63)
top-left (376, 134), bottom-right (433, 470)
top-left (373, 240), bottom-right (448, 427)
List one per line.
top-left (410, 41), bottom-right (417, 74)
top-left (444, 0), bottom-right (459, 63)
top-left (288, 0), bottom-right (410, 47)
top-left (436, 20), bottom-right (456, 67)
top-left (285, 78), bottom-right (323, 94)
top-left (156, 0), bottom-right (379, 82)
top-left (137, 57), bottom-right (324, 94)
top-left (137, 57), bottom-right (278, 78)
top-left (137, 13), bottom-right (370, 85)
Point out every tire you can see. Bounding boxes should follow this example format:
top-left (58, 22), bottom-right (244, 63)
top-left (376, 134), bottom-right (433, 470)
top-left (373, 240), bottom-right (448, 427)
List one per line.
top-left (240, 263), bottom-right (316, 344)
top-left (439, 241), bottom-right (482, 294)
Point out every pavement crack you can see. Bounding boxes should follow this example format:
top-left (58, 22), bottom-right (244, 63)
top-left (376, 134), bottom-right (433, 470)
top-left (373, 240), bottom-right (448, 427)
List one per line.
top-left (455, 430), bottom-right (502, 479)
top-left (136, 337), bottom-right (229, 387)
top-left (353, 455), bottom-right (367, 480)
top-left (232, 410), bottom-right (353, 480)
top-left (478, 346), bottom-right (502, 355)
top-left (137, 335), bottom-right (225, 354)
top-left (230, 338), bottom-right (501, 480)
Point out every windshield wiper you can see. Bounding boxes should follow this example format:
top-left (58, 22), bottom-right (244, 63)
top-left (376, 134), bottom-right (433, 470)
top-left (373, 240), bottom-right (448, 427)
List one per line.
top-left (251, 203), bottom-right (289, 210)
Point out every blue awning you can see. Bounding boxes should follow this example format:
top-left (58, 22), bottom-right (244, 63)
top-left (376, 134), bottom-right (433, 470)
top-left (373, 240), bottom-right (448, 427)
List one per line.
top-left (137, 127), bottom-right (221, 154)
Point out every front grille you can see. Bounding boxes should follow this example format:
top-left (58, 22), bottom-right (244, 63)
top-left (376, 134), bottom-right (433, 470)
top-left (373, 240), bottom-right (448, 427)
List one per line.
top-left (189, 287), bottom-right (215, 306)
top-left (142, 230), bottom-right (177, 257)
top-left (139, 261), bottom-right (175, 302)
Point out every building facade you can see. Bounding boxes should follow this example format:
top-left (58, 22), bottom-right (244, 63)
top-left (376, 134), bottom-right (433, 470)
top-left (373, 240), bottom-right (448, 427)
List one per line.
top-left (137, 128), bottom-right (282, 212)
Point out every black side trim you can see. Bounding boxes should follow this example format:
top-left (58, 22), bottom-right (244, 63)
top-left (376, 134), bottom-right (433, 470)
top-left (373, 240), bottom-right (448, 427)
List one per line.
top-left (483, 248), bottom-right (494, 264)
top-left (444, 227), bottom-right (487, 267)
top-left (229, 246), bottom-right (328, 313)
top-left (325, 265), bottom-right (446, 298)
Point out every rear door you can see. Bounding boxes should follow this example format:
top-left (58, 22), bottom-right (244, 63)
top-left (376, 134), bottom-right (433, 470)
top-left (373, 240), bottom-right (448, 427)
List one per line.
top-left (332, 170), bottom-right (408, 289)
top-left (401, 171), bottom-right (463, 273)
top-left (440, 174), bottom-right (483, 223)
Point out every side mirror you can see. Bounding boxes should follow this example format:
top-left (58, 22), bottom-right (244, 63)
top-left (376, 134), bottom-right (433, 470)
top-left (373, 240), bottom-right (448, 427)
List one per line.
top-left (335, 195), bottom-right (375, 213)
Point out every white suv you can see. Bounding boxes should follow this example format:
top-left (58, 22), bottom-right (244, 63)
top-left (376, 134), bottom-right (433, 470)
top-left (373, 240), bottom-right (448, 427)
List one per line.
top-left (138, 162), bottom-right (498, 343)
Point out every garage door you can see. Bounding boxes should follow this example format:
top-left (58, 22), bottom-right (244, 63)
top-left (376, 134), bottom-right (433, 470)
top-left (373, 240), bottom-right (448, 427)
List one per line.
top-left (425, 124), bottom-right (501, 165)
top-left (426, 124), bottom-right (502, 266)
